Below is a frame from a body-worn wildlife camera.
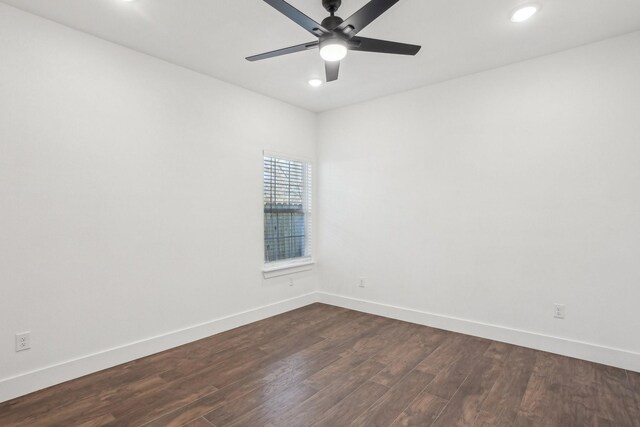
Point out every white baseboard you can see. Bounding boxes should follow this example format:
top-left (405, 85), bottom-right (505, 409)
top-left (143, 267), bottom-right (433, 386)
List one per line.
top-left (316, 292), bottom-right (640, 373)
top-left (3, 291), bottom-right (638, 403)
top-left (0, 293), bottom-right (317, 403)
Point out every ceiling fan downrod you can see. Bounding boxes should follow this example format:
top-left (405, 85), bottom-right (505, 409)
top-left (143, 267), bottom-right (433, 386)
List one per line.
top-left (322, 0), bottom-right (342, 16)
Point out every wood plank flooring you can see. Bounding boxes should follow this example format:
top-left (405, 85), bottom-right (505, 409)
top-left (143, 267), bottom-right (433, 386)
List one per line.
top-left (1, 303), bottom-right (638, 426)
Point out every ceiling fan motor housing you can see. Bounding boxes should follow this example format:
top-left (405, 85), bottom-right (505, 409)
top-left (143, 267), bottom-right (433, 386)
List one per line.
top-left (321, 15), bottom-right (344, 31)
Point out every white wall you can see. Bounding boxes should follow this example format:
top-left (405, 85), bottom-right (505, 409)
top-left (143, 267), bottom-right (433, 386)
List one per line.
top-left (318, 32), bottom-right (640, 368)
top-left (0, 3), bottom-right (317, 400)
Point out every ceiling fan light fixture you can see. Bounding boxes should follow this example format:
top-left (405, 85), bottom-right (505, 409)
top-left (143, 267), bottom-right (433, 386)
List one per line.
top-left (319, 38), bottom-right (347, 62)
top-left (510, 4), bottom-right (540, 22)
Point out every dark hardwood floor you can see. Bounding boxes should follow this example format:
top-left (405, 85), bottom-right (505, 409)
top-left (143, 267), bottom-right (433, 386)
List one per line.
top-left (1, 303), bottom-right (638, 426)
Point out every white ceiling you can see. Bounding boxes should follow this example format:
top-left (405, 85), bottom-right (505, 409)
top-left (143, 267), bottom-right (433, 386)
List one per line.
top-left (2, 0), bottom-right (640, 112)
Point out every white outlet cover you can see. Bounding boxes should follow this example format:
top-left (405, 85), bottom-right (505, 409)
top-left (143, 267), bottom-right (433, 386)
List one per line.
top-left (554, 304), bottom-right (566, 319)
top-left (15, 332), bottom-right (31, 352)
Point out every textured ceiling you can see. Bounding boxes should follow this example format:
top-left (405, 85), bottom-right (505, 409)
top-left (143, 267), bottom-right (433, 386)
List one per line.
top-left (2, 0), bottom-right (640, 112)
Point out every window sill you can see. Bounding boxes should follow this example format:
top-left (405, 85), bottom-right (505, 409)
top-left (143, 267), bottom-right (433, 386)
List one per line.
top-left (263, 259), bottom-right (315, 279)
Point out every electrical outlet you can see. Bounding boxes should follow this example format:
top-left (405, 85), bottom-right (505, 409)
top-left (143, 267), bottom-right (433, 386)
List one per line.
top-left (359, 277), bottom-right (366, 288)
top-left (15, 332), bottom-right (31, 352)
top-left (288, 277), bottom-right (294, 287)
top-left (554, 304), bottom-right (566, 319)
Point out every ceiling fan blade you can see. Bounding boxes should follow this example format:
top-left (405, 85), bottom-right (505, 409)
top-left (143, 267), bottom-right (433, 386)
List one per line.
top-left (246, 41), bottom-right (319, 62)
top-left (350, 37), bottom-right (421, 55)
top-left (337, 0), bottom-right (400, 37)
top-left (325, 61), bottom-right (340, 82)
top-left (263, 0), bottom-right (329, 37)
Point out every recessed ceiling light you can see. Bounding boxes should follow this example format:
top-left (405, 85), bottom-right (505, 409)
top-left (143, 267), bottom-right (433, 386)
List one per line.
top-left (510, 4), bottom-right (540, 23)
top-left (308, 79), bottom-right (323, 87)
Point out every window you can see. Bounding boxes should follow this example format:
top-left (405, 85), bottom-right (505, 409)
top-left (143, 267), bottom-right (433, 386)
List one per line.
top-left (263, 153), bottom-right (312, 267)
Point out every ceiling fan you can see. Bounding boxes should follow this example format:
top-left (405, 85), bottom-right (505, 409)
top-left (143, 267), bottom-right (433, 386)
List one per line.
top-left (246, 0), bottom-right (421, 82)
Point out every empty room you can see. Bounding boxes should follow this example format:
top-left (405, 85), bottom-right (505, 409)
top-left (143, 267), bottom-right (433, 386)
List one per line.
top-left (1, 0), bottom-right (639, 425)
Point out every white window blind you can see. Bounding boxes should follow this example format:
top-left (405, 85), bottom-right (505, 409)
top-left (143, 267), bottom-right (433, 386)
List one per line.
top-left (263, 154), bottom-right (312, 264)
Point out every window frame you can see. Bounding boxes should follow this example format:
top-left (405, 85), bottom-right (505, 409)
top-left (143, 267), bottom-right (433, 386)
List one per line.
top-left (262, 151), bottom-right (314, 275)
